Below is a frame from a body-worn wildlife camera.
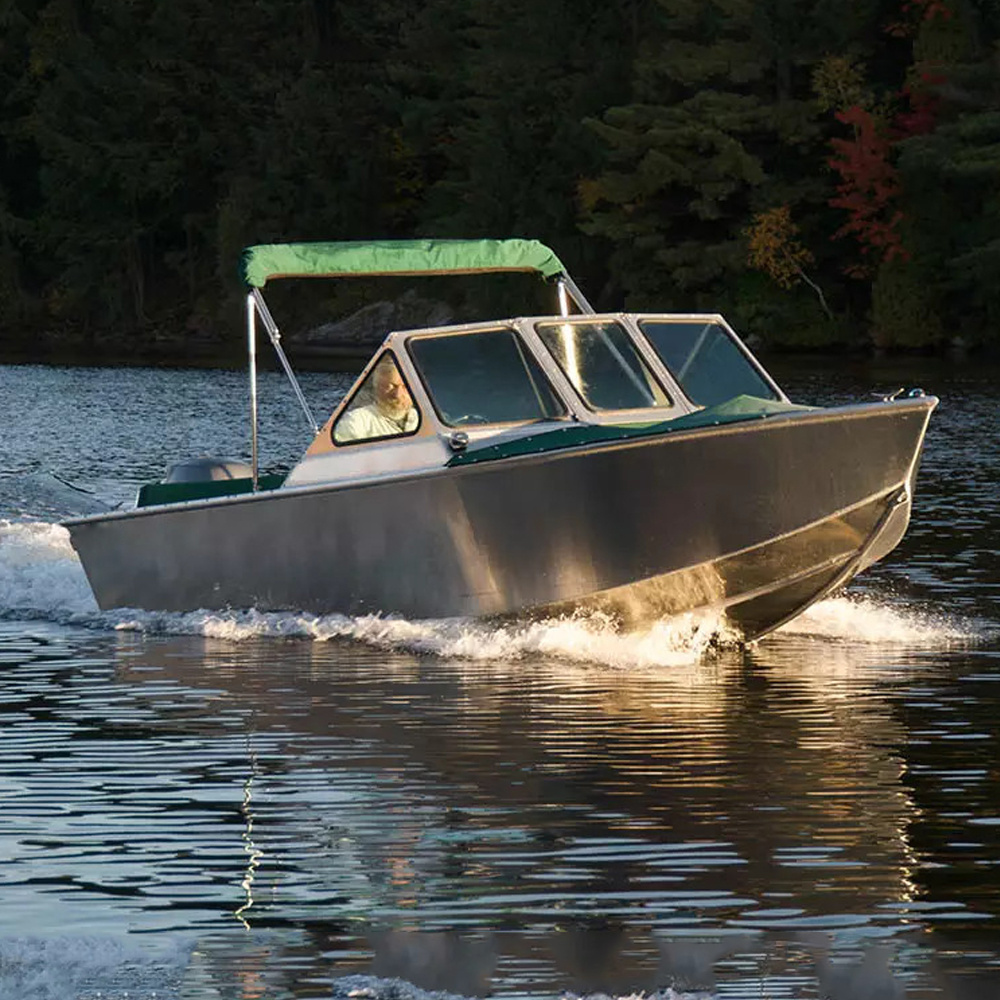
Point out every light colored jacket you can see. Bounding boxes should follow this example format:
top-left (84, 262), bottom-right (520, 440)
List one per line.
top-left (336, 403), bottom-right (419, 442)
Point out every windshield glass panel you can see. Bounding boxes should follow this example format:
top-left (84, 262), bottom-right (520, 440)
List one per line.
top-left (639, 320), bottom-right (779, 406)
top-left (408, 327), bottom-right (566, 427)
top-left (535, 320), bottom-right (671, 412)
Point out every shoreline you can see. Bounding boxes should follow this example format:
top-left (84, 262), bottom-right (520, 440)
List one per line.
top-left (1, 345), bottom-right (990, 376)
top-left (0, 344), bottom-right (374, 373)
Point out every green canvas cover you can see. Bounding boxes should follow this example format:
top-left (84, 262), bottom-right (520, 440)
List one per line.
top-left (240, 239), bottom-right (567, 288)
top-left (447, 395), bottom-right (816, 468)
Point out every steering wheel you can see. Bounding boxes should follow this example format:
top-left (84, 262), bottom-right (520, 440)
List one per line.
top-left (452, 413), bottom-right (490, 426)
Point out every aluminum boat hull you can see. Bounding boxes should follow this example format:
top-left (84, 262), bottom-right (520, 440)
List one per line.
top-left (65, 397), bottom-right (935, 639)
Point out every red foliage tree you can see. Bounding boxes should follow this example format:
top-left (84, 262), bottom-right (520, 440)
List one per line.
top-left (827, 0), bottom-right (949, 277)
top-left (894, 71), bottom-right (945, 138)
top-left (886, 0), bottom-right (952, 38)
top-left (827, 106), bottom-right (907, 277)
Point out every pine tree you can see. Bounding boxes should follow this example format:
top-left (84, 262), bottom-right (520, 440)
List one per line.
top-left (893, 0), bottom-right (1000, 344)
top-left (401, 0), bottom-right (638, 294)
top-left (0, 0), bottom-right (43, 330)
top-left (580, 0), bottom-right (888, 340)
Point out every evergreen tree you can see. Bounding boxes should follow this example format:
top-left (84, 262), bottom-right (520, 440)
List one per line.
top-left (0, 0), bottom-right (42, 329)
top-left (2, 0), bottom-right (1000, 354)
top-left (7, 0), bottom-right (411, 342)
top-left (893, 0), bottom-right (1000, 346)
top-left (580, 0), bottom-right (888, 341)
top-left (401, 0), bottom-right (638, 299)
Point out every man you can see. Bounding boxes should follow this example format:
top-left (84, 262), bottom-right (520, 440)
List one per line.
top-left (334, 356), bottom-right (419, 443)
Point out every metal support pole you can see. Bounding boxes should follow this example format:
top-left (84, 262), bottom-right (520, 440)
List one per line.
top-left (247, 294), bottom-right (259, 490)
top-left (558, 274), bottom-right (596, 315)
top-left (557, 279), bottom-right (571, 317)
top-left (250, 288), bottom-right (319, 436)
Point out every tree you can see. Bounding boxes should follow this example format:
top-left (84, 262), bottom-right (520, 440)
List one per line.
top-left (884, 0), bottom-right (1000, 345)
top-left (0, 0), bottom-right (44, 330)
top-left (6, 0), bottom-right (416, 343)
top-left (827, 105), bottom-right (907, 277)
top-left (746, 204), bottom-right (832, 318)
top-left (578, 0), bottom-right (873, 335)
top-left (398, 0), bottom-right (638, 299)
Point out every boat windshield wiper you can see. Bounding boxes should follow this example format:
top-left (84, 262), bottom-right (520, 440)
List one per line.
top-left (677, 322), bottom-right (714, 382)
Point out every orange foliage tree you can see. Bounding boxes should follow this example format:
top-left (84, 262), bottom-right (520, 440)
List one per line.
top-left (746, 206), bottom-right (833, 320)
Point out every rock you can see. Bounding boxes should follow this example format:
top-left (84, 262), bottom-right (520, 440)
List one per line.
top-left (300, 289), bottom-right (453, 349)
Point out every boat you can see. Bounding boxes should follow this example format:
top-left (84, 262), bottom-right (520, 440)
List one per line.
top-left (63, 238), bottom-right (937, 639)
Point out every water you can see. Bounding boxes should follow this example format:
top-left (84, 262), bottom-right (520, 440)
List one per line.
top-left (1, 358), bottom-right (999, 999)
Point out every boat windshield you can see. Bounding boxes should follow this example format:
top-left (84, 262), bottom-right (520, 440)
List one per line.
top-left (639, 319), bottom-right (780, 407)
top-left (408, 327), bottom-right (566, 427)
top-left (534, 319), bottom-right (671, 412)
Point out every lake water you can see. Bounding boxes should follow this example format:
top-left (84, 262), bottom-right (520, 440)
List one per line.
top-left (1, 357), bottom-right (999, 1000)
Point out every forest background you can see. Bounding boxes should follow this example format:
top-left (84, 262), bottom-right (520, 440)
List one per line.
top-left (1, 0), bottom-right (999, 364)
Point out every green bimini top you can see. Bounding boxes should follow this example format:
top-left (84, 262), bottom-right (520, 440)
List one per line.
top-left (447, 395), bottom-right (816, 468)
top-left (239, 238), bottom-right (567, 288)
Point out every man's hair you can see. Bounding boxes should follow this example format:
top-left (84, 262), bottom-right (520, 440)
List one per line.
top-left (372, 355), bottom-right (398, 388)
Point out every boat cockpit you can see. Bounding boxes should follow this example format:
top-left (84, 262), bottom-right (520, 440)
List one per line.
top-left (284, 313), bottom-right (787, 488)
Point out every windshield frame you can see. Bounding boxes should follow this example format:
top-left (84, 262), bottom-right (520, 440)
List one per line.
top-left (631, 313), bottom-right (787, 407)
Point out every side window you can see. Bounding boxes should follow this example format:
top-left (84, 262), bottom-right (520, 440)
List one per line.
top-left (332, 354), bottom-right (421, 445)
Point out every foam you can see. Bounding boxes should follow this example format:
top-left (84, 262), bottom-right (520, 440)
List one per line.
top-left (331, 975), bottom-right (708, 1000)
top-left (0, 519), bottom-right (98, 616)
top-left (0, 935), bottom-right (189, 1000)
top-left (112, 607), bottom-right (734, 669)
top-left (107, 593), bottom-right (980, 669)
top-left (771, 593), bottom-right (975, 645)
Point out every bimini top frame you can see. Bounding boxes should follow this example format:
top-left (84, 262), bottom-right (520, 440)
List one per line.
top-left (239, 238), bottom-right (594, 486)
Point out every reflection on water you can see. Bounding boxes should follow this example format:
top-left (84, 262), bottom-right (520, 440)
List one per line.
top-left (2, 359), bottom-right (1000, 997)
top-left (1, 613), bottom-right (998, 997)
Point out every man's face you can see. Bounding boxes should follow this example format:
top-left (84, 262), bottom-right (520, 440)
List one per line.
top-left (374, 367), bottom-right (413, 420)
